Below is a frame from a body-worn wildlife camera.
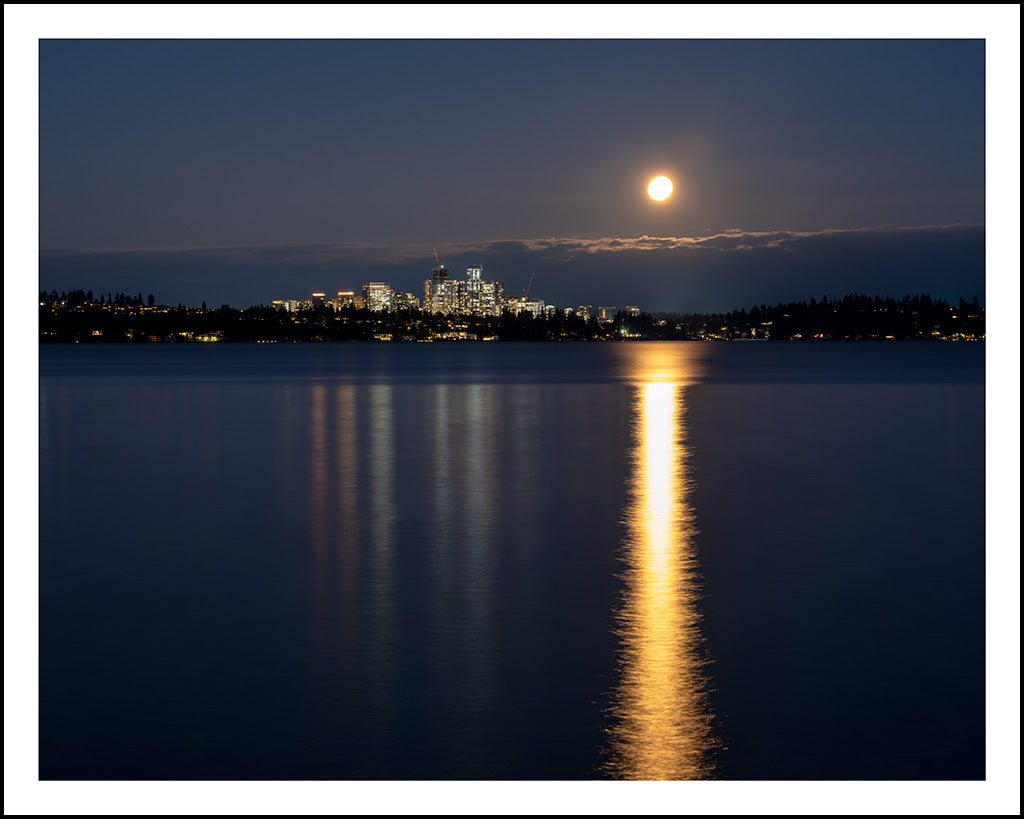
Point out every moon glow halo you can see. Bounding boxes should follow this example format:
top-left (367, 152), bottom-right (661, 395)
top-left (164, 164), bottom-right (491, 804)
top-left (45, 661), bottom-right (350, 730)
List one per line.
top-left (647, 176), bottom-right (673, 202)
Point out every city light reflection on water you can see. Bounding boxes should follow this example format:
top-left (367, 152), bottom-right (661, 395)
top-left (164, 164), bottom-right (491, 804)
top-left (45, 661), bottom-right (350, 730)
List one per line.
top-left (38, 343), bottom-right (984, 780)
top-left (604, 344), bottom-right (717, 779)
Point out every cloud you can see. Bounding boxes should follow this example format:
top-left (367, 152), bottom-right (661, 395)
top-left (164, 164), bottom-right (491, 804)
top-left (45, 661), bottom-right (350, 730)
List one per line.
top-left (42, 223), bottom-right (980, 263)
top-left (40, 223), bottom-right (985, 313)
top-left (504, 224), bottom-right (983, 256)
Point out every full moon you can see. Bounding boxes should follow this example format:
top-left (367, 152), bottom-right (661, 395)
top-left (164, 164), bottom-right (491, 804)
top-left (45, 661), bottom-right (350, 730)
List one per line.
top-left (647, 175), bottom-right (673, 201)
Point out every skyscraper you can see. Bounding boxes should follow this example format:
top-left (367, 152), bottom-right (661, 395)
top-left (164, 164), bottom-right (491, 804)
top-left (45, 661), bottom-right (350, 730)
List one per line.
top-left (363, 282), bottom-right (392, 312)
top-left (465, 266), bottom-right (483, 315)
top-left (425, 262), bottom-right (458, 314)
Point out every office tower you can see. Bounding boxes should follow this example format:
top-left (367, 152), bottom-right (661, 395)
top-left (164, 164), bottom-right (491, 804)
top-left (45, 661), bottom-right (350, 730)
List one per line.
top-left (425, 262), bottom-right (458, 315)
top-left (363, 282), bottom-right (393, 312)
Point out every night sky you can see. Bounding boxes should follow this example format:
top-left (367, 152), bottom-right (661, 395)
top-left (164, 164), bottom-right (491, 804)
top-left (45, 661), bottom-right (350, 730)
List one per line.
top-left (35, 35), bottom-right (989, 312)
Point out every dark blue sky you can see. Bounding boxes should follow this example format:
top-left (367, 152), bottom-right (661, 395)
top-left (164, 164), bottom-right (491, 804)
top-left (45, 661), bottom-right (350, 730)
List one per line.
top-left (35, 33), bottom-right (990, 311)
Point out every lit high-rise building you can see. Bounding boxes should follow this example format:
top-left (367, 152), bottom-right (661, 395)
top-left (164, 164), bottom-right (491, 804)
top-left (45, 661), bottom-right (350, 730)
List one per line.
top-left (392, 291), bottom-right (420, 311)
top-left (363, 282), bottom-right (393, 312)
top-left (464, 265), bottom-right (483, 314)
top-left (423, 260), bottom-right (504, 316)
top-left (509, 297), bottom-right (545, 318)
top-left (332, 291), bottom-right (357, 310)
top-left (424, 262), bottom-right (459, 315)
top-left (479, 280), bottom-right (504, 316)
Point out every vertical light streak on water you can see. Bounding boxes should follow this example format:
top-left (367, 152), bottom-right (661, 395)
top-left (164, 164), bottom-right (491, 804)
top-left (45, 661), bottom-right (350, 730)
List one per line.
top-left (463, 383), bottom-right (495, 584)
top-left (604, 379), bottom-right (716, 779)
top-left (310, 383), bottom-right (362, 663)
top-left (309, 384), bottom-right (330, 603)
top-left (366, 383), bottom-right (398, 714)
top-left (368, 382), bottom-right (396, 563)
top-left (429, 384), bottom-right (455, 615)
top-left (461, 383), bottom-right (497, 721)
top-left (333, 384), bottom-right (360, 608)
top-left (432, 384), bottom-right (454, 544)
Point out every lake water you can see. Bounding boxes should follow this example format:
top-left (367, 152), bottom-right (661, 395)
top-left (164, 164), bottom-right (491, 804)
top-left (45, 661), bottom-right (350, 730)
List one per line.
top-left (38, 342), bottom-right (985, 780)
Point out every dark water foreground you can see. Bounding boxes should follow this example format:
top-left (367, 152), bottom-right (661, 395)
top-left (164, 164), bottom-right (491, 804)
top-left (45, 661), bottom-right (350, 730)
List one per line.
top-left (39, 342), bottom-right (985, 780)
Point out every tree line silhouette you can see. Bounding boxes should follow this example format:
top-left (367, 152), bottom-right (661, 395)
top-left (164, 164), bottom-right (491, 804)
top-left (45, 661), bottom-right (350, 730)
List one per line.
top-left (39, 290), bottom-right (984, 342)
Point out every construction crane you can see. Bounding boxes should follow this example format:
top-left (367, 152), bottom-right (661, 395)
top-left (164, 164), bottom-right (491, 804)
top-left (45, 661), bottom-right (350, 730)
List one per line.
top-left (523, 271), bottom-right (536, 301)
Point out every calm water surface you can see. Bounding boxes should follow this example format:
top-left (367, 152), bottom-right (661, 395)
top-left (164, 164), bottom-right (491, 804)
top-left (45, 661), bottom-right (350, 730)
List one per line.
top-left (39, 342), bottom-right (985, 779)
